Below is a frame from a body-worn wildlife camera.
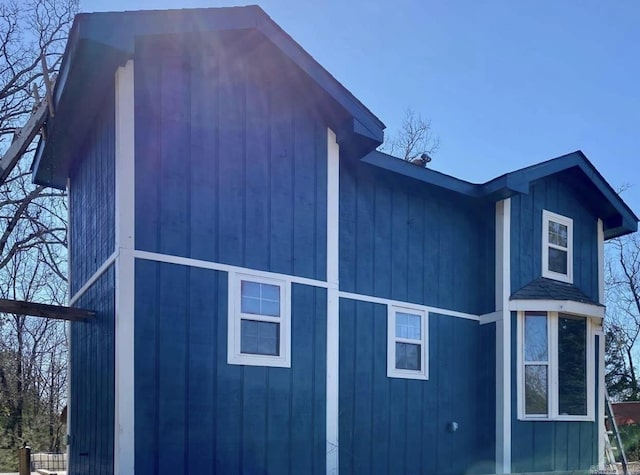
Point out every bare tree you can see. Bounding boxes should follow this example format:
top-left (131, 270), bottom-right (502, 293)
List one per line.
top-left (0, 0), bottom-right (76, 469)
top-left (382, 108), bottom-right (440, 167)
top-left (605, 232), bottom-right (640, 401)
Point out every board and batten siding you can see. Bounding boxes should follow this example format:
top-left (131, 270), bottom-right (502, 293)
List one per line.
top-left (134, 34), bottom-right (328, 282)
top-left (67, 82), bottom-right (117, 475)
top-left (510, 312), bottom-right (599, 472)
top-left (338, 300), bottom-right (496, 475)
top-left (510, 174), bottom-right (599, 299)
top-left (68, 84), bottom-right (116, 296)
top-left (339, 158), bottom-right (495, 316)
top-left (69, 267), bottom-right (115, 475)
top-left (134, 261), bottom-right (326, 474)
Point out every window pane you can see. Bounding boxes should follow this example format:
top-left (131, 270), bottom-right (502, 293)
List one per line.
top-left (396, 312), bottom-right (421, 340)
top-left (525, 365), bottom-right (548, 415)
top-left (396, 342), bottom-right (421, 371)
top-left (558, 316), bottom-right (587, 415)
top-left (241, 296), bottom-right (261, 315)
top-left (261, 300), bottom-right (280, 317)
top-left (261, 283), bottom-right (280, 301)
top-left (525, 314), bottom-right (548, 362)
top-left (241, 320), bottom-right (280, 356)
top-left (240, 280), bottom-right (280, 316)
top-left (548, 247), bottom-right (568, 275)
top-left (549, 221), bottom-right (568, 247)
top-left (241, 280), bottom-right (261, 298)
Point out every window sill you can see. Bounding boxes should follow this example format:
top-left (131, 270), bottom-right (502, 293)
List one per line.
top-left (387, 369), bottom-right (428, 381)
top-left (228, 352), bottom-right (291, 368)
top-left (518, 415), bottom-right (594, 422)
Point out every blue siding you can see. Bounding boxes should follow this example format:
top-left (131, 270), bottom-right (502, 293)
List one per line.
top-left (134, 260), bottom-right (326, 474)
top-left (68, 85), bottom-right (115, 295)
top-left (134, 35), bottom-right (328, 281)
top-left (69, 267), bottom-right (115, 475)
top-left (338, 300), bottom-right (495, 475)
top-left (510, 174), bottom-right (599, 299)
top-left (339, 159), bottom-right (495, 315)
top-left (510, 312), bottom-right (598, 472)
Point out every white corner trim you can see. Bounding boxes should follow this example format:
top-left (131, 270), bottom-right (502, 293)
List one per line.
top-left (509, 299), bottom-right (604, 320)
top-left (596, 329), bottom-right (606, 469)
top-left (495, 198), bottom-right (511, 474)
top-left (114, 60), bottom-right (135, 475)
top-left (326, 128), bottom-right (340, 475)
top-left (115, 60), bottom-right (136, 252)
top-left (597, 219), bottom-right (605, 305)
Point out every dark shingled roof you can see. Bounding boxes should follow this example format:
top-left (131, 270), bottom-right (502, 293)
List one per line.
top-left (510, 277), bottom-right (602, 306)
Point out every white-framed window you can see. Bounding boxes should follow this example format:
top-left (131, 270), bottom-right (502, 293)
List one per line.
top-left (542, 210), bottom-right (573, 283)
top-left (227, 272), bottom-right (291, 368)
top-left (387, 305), bottom-right (428, 380)
top-left (518, 311), bottom-right (594, 421)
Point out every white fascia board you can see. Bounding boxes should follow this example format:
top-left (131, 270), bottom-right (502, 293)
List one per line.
top-left (509, 299), bottom-right (604, 320)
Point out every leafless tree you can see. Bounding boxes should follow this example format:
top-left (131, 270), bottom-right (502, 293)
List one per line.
top-left (0, 0), bottom-right (76, 469)
top-left (605, 232), bottom-right (640, 401)
top-left (382, 108), bottom-right (440, 167)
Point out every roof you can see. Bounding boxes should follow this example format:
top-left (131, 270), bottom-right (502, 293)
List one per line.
top-left (32, 6), bottom-right (385, 188)
top-left (510, 278), bottom-right (601, 306)
top-left (363, 149), bottom-right (638, 239)
top-left (611, 402), bottom-right (640, 426)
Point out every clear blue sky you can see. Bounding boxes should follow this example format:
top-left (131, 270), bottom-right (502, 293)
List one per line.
top-left (81, 0), bottom-right (640, 216)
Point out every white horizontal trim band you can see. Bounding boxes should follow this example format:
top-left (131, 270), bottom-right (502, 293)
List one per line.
top-left (509, 299), bottom-right (604, 319)
top-left (69, 250), bottom-right (118, 306)
top-left (338, 291), bottom-right (480, 321)
top-left (68, 249), bottom-right (483, 323)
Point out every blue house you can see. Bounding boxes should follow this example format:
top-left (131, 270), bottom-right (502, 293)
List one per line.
top-left (32, 6), bottom-right (638, 475)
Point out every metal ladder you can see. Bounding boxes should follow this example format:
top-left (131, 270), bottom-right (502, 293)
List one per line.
top-left (605, 391), bottom-right (629, 475)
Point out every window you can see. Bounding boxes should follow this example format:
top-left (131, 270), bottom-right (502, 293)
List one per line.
top-left (519, 311), bottom-right (592, 420)
top-left (542, 210), bottom-right (573, 283)
top-left (228, 273), bottom-right (291, 367)
top-left (387, 306), bottom-right (428, 380)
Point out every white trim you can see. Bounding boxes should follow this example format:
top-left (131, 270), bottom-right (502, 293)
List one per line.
top-left (479, 311), bottom-right (502, 325)
top-left (339, 291), bottom-right (479, 321)
top-left (495, 198), bottom-right (511, 474)
top-left (516, 311), bottom-right (595, 422)
top-left (326, 128), bottom-right (340, 475)
top-left (114, 60), bottom-right (136, 475)
top-left (509, 299), bottom-right (604, 320)
top-left (68, 251), bottom-right (118, 306)
top-left (596, 328), bottom-right (605, 469)
top-left (597, 219), bottom-right (605, 304)
top-left (227, 272), bottom-right (291, 368)
top-left (131, 250), bottom-right (480, 324)
top-left (542, 209), bottom-right (573, 284)
top-left (133, 249), bottom-right (328, 289)
top-left (65, 177), bottom-right (72, 459)
top-left (387, 305), bottom-right (428, 380)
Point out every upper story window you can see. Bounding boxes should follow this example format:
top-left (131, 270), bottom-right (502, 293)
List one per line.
top-left (227, 272), bottom-right (291, 368)
top-left (542, 210), bottom-right (573, 283)
top-left (387, 305), bottom-right (428, 380)
top-left (519, 311), bottom-right (592, 421)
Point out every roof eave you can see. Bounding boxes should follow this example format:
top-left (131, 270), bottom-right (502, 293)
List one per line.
top-left (33, 6), bottom-right (385, 188)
